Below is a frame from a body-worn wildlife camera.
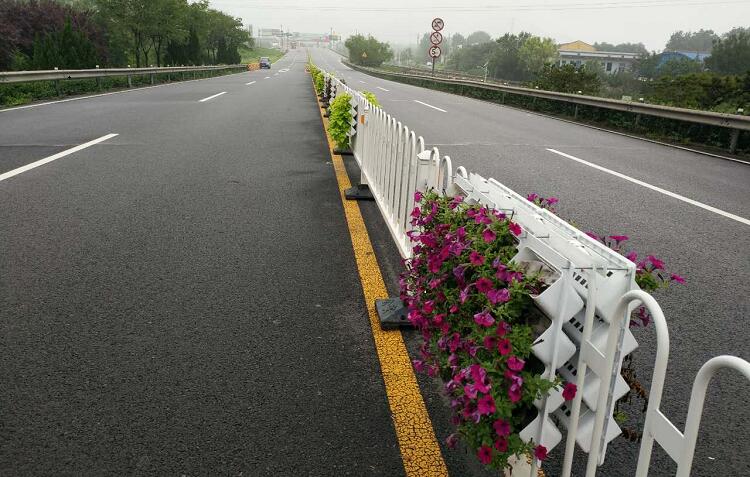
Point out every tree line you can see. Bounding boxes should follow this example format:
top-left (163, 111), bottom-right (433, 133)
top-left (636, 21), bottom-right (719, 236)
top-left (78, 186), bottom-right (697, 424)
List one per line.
top-left (0, 0), bottom-right (251, 71)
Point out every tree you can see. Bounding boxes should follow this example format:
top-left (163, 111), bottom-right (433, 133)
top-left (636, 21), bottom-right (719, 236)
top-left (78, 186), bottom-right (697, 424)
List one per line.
top-left (519, 36), bottom-right (557, 77)
top-left (658, 57), bottom-right (704, 77)
top-left (534, 63), bottom-right (601, 95)
top-left (466, 31), bottom-right (491, 46)
top-left (418, 32), bottom-right (450, 63)
top-left (665, 29), bottom-right (719, 52)
top-left (31, 17), bottom-right (97, 69)
top-left (489, 32), bottom-right (531, 81)
top-left (593, 42), bottom-right (648, 55)
top-left (345, 34), bottom-right (393, 67)
top-left (705, 28), bottom-right (750, 75)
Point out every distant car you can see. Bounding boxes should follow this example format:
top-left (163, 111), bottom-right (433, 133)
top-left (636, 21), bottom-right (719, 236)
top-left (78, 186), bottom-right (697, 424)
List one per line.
top-left (259, 57), bottom-right (271, 69)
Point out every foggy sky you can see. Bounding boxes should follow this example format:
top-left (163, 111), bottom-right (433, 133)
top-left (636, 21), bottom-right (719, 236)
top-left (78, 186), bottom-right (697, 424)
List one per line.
top-left (210, 0), bottom-right (749, 51)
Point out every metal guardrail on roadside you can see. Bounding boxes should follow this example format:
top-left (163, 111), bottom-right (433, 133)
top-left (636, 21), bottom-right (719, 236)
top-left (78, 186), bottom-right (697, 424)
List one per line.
top-left (0, 65), bottom-right (247, 85)
top-left (342, 61), bottom-right (749, 153)
top-left (320, 69), bottom-right (750, 477)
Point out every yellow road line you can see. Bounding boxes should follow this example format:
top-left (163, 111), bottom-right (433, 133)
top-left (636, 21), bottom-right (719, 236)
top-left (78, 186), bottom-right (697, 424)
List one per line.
top-left (312, 80), bottom-right (448, 477)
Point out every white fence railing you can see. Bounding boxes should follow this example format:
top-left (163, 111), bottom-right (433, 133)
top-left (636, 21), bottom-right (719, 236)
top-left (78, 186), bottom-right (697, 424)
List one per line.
top-left (322, 70), bottom-right (750, 476)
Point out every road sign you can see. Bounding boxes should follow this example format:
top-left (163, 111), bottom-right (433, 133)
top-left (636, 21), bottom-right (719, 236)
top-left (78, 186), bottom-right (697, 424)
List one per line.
top-left (428, 46), bottom-right (441, 59)
top-left (362, 51), bottom-right (368, 59)
top-left (431, 18), bottom-right (444, 32)
top-left (430, 31), bottom-right (443, 45)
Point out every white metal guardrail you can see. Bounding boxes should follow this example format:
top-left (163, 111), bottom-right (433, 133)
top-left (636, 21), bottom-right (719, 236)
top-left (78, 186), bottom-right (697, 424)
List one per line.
top-left (0, 65), bottom-right (246, 84)
top-left (322, 70), bottom-right (750, 476)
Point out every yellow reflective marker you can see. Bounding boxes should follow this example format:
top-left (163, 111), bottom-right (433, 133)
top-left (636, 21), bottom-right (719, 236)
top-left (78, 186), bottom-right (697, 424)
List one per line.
top-left (312, 77), bottom-right (448, 477)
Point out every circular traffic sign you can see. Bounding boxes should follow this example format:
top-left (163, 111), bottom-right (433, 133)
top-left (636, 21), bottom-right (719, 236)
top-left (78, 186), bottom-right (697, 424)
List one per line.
top-left (431, 18), bottom-right (444, 32)
top-left (429, 45), bottom-right (442, 58)
top-left (430, 31), bottom-right (443, 45)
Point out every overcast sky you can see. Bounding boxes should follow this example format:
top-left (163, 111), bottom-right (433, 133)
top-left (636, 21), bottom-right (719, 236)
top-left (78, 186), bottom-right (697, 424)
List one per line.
top-left (210, 0), bottom-right (749, 51)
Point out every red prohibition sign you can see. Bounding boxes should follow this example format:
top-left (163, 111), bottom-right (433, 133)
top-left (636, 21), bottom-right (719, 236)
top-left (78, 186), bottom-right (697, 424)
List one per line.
top-left (430, 31), bottom-right (443, 45)
top-left (431, 18), bottom-right (444, 32)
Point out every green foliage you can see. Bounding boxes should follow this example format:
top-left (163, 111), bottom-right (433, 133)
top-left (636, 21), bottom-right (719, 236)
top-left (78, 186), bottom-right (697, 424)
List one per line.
top-left (593, 42), bottom-right (648, 55)
top-left (31, 18), bottom-right (98, 69)
top-left (345, 34), bottom-right (393, 67)
top-left (705, 28), bottom-right (750, 75)
top-left (645, 71), bottom-right (749, 112)
top-left (534, 64), bottom-right (601, 95)
top-left (328, 93), bottom-right (353, 150)
top-left (239, 46), bottom-right (283, 65)
top-left (657, 57), bottom-right (704, 77)
top-left (361, 91), bottom-right (380, 107)
top-left (518, 36), bottom-right (557, 76)
top-left (665, 29), bottom-right (719, 52)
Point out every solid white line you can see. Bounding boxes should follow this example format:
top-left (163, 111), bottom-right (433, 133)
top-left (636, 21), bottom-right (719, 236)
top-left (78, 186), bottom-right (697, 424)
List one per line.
top-left (246, 81), bottom-right (256, 85)
top-left (0, 134), bottom-right (118, 183)
top-left (546, 148), bottom-right (750, 226)
top-left (376, 86), bottom-right (390, 92)
top-left (199, 91), bottom-right (226, 102)
top-left (359, 80), bottom-right (367, 84)
top-left (414, 100), bottom-right (447, 113)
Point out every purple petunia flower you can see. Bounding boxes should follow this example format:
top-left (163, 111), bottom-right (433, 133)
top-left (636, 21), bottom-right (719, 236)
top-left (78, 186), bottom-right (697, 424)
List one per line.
top-left (473, 309), bottom-right (495, 327)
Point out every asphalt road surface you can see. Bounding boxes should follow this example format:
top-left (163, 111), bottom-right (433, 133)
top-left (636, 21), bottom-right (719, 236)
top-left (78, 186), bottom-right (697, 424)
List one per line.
top-left (310, 47), bottom-right (750, 477)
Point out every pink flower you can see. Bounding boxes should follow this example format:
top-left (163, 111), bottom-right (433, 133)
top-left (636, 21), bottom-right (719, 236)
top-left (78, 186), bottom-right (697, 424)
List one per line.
top-left (449, 304), bottom-right (459, 313)
top-left (475, 277), bottom-right (494, 293)
top-left (585, 231), bottom-right (601, 241)
top-left (507, 356), bottom-right (525, 371)
top-left (446, 433), bottom-right (458, 449)
top-left (647, 255), bottom-right (665, 270)
top-left (459, 287), bottom-right (470, 304)
top-left (493, 419), bottom-right (511, 437)
top-left (508, 375), bottom-right (524, 402)
top-left (412, 360), bottom-right (425, 372)
top-left (670, 273), bottom-right (686, 284)
top-left (470, 251), bottom-right (485, 266)
top-left (477, 445), bottom-right (493, 465)
top-left (496, 321), bottom-right (510, 337)
top-left (534, 445), bottom-right (548, 461)
top-left (508, 222), bottom-right (522, 236)
top-left (487, 288), bottom-right (510, 305)
top-left (463, 383), bottom-right (478, 399)
top-left (482, 229), bottom-right (497, 243)
top-left (474, 310), bottom-right (495, 327)
top-left (527, 193), bottom-right (539, 202)
top-left (483, 335), bottom-right (497, 351)
top-left (477, 394), bottom-right (496, 416)
top-left (494, 437), bottom-right (508, 453)
top-left (625, 251), bottom-right (638, 263)
top-left (562, 382), bottom-right (577, 401)
top-left (609, 235), bottom-right (629, 242)
top-left (414, 191), bottom-right (423, 202)
top-left (497, 339), bottom-right (512, 356)
top-left (547, 197), bottom-right (559, 206)
top-left (470, 364), bottom-right (491, 393)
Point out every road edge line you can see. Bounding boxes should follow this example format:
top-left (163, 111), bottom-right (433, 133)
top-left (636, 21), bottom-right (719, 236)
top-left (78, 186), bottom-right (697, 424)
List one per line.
top-left (311, 77), bottom-right (449, 476)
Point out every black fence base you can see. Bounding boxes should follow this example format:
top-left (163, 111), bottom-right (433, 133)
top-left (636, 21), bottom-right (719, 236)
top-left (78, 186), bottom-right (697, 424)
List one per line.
top-left (345, 184), bottom-right (374, 201)
top-left (333, 149), bottom-right (354, 156)
top-left (376, 298), bottom-right (411, 330)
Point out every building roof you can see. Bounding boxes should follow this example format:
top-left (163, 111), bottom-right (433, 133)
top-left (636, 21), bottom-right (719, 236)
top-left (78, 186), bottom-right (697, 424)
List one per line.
top-left (558, 40), bottom-right (597, 52)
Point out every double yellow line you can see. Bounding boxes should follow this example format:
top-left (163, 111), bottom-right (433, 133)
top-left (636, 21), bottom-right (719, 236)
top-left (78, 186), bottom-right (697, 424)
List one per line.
top-left (312, 78), bottom-right (448, 476)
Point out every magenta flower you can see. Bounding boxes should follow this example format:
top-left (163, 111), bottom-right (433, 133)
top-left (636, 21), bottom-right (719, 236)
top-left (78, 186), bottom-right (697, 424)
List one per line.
top-left (585, 231), bottom-right (601, 241)
top-left (507, 356), bottom-right (525, 371)
top-left (534, 445), bottom-right (548, 461)
top-left (477, 394), bottom-right (496, 416)
top-left (469, 251), bottom-right (485, 266)
top-left (508, 374), bottom-right (524, 403)
top-left (482, 228), bottom-right (497, 243)
top-left (487, 288), bottom-right (510, 305)
top-left (625, 251), bottom-right (638, 263)
top-left (483, 335), bottom-right (497, 351)
top-left (496, 321), bottom-right (510, 337)
top-left (497, 339), bottom-right (512, 356)
top-left (647, 255), bottom-right (665, 270)
top-left (609, 235), bottom-right (629, 242)
top-left (414, 191), bottom-right (423, 202)
top-left (449, 304), bottom-right (459, 313)
top-left (477, 445), bottom-right (493, 465)
top-left (562, 382), bottom-right (577, 401)
top-left (446, 433), bottom-right (459, 449)
top-left (475, 277), bottom-right (494, 293)
top-left (474, 309), bottom-right (495, 327)
top-left (464, 384), bottom-right (478, 400)
top-left (527, 193), bottom-right (539, 202)
top-left (494, 437), bottom-right (508, 453)
top-left (412, 360), bottom-right (425, 372)
top-left (469, 364), bottom-right (491, 392)
top-left (508, 222), bottom-right (522, 236)
top-left (493, 419), bottom-right (511, 437)
top-left (459, 287), bottom-right (470, 304)
top-left (547, 197), bottom-right (559, 206)
top-left (670, 273), bottom-right (686, 284)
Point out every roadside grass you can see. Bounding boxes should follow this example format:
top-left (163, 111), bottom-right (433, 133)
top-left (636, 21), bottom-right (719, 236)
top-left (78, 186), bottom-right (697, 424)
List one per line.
top-left (239, 46), bottom-right (284, 65)
top-left (0, 67), bottom-right (245, 108)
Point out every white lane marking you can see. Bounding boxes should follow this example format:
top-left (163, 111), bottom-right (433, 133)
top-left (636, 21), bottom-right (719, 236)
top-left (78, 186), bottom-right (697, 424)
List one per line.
top-left (264, 76), bottom-right (271, 79)
top-left (246, 81), bottom-right (257, 85)
top-left (414, 100), bottom-right (447, 113)
top-left (546, 148), bottom-right (750, 226)
top-left (279, 68), bottom-right (289, 73)
top-left (0, 134), bottom-right (118, 183)
top-left (274, 73), bottom-right (279, 76)
top-left (376, 86), bottom-right (389, 92)
top-left (199, 91), bottom-right (226, 102)
top-left (359, 80), bottom-right (367, 84)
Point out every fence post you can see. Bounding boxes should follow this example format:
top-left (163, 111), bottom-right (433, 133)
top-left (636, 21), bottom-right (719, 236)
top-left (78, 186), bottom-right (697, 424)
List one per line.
top-left (150, 73), bottom-right (155, 85)
top-left (729, 129), bottom-right (740, 154)
top-left (54, 79), bottom-right (61, 96)
top-left (127, 75), bottom-right (132, 88)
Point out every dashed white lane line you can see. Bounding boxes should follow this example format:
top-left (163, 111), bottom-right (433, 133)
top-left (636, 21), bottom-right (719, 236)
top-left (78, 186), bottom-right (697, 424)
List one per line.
top-left (376, 86), bottom-right (390, 92)
top-left (0, 133), bottom-right (118, 182)
top-left (199, 92), bottom-right (227, 102)
top-left (546, 148), bottom-right (750, 226)
top-left (274, 73), bottom-right (279, 76)
top-left (246, 81), bottom-right (257, 85)
top-left (359, 80), bottom-right (367, 84)
top-left (264, 76), bottom-right (271, 79)
top-left (414, 100), bottom-right (447, 113)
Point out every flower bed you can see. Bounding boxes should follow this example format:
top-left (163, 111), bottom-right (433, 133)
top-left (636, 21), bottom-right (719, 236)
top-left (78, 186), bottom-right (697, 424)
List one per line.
top-left (401, 191), bottom-right (683, 471)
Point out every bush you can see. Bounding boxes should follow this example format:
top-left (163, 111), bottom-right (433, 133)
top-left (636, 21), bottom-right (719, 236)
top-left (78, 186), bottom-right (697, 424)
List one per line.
top-left (534, 64), bottom-right (601, 95)
top-left (361, 90), bottom-right (380, 107)
top-left (328, 93), bottom-right (353, 150)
